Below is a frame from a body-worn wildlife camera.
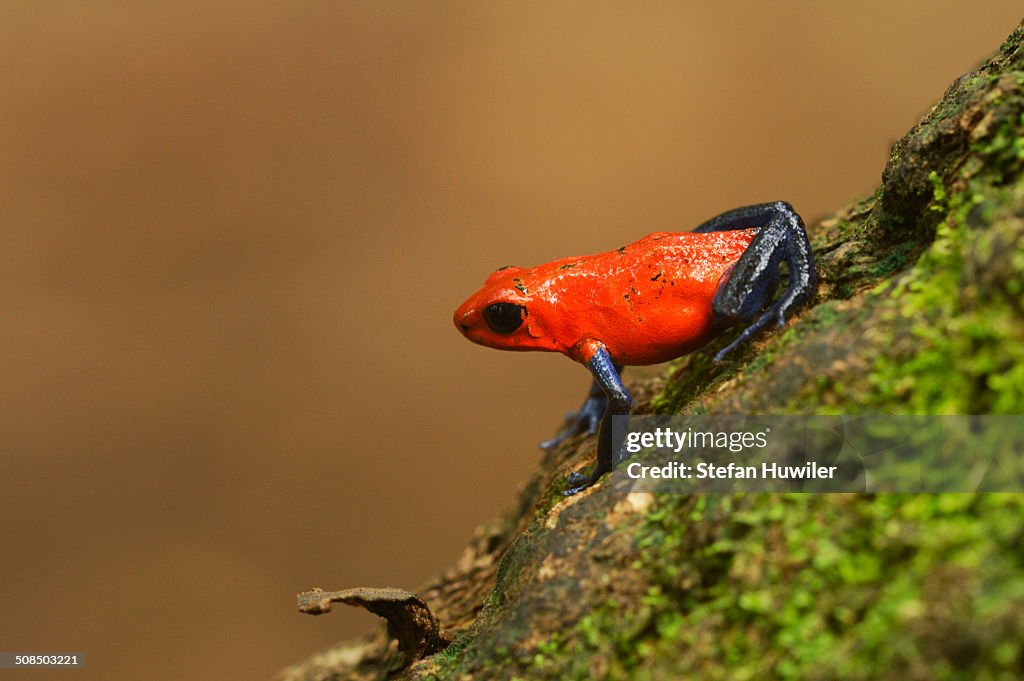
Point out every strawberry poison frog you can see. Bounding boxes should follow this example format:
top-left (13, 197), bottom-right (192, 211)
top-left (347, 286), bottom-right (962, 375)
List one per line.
top-left (454, 202), bottom-right (817, 495)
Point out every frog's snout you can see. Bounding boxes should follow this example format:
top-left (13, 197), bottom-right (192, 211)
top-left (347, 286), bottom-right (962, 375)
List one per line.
top-left (453, 303), bottom-right (475, 335)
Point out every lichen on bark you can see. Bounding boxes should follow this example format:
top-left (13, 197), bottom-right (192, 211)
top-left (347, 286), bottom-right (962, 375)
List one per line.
top-left (277, 19), bottom-right (1024, 681)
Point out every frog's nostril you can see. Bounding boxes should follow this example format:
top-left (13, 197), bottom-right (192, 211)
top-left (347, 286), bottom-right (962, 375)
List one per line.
top-left (459, 323), bottom-right (471, 332)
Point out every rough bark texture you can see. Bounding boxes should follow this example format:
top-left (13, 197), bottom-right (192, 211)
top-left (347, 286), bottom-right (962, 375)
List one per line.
top-left (278, 20), bottom-right (1024, 681)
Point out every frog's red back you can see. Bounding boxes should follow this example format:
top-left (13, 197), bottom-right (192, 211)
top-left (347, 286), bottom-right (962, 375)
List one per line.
top-left (455, 229), bottom-right (758, 366)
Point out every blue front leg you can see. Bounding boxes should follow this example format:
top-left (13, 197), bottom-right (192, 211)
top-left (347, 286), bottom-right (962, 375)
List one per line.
top-left (539, 361), bottom-right (622, 450)
top-left (563, 347), bottom-right (632, 496)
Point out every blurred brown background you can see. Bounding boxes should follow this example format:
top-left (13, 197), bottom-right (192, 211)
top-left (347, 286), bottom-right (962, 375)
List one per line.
top-left (0, 3), bottom-right (1019, 680)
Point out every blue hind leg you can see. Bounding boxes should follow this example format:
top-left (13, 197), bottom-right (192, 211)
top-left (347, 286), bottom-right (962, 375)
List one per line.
top-left (694, 201), bottom-right (818, 361)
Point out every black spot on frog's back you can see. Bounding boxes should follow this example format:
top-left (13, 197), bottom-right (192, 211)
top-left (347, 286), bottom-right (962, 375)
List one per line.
top-left (558, 259), bottom-right (587, 270)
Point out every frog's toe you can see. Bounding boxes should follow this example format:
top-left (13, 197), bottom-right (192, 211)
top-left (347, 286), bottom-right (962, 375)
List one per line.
top-left (565, 470), bottom-right (589, 487)
top-left (539, 413), bottom-right (578, 449)
top-left (539, 431), bottom-right (571, 450)
top-left (539, 397), bottom-right (605, 449)
top-left (563, 469), bottom-right (596, 496)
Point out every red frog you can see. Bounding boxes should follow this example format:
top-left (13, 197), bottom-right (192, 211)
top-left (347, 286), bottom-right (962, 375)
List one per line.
top-left (454, 202), bottom-right (817, 495)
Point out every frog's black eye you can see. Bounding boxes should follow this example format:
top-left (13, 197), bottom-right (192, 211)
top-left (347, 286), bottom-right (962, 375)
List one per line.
top-left (482, 302), bottom-right (526, 334)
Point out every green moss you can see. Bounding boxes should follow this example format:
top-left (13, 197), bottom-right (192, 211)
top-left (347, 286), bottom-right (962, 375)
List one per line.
top-left (871, 241), bottom-right (918, 279)
top-left (616, 493), bottom-right (1024, 680)
top-left (649, 352), bottom-right (732, 415)
top-left (860, 100), bottom-right (1024, 413)
top-left (978, 109), bottom-right (1024, 185)
top-left (427, 632), bottom-right (470, 668)
top-left (485, 493), bottom-right (1024, 680)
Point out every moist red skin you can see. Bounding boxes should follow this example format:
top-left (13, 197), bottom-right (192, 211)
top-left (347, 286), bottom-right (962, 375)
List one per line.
top-left (454, 229), bottom-right (758, 366)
